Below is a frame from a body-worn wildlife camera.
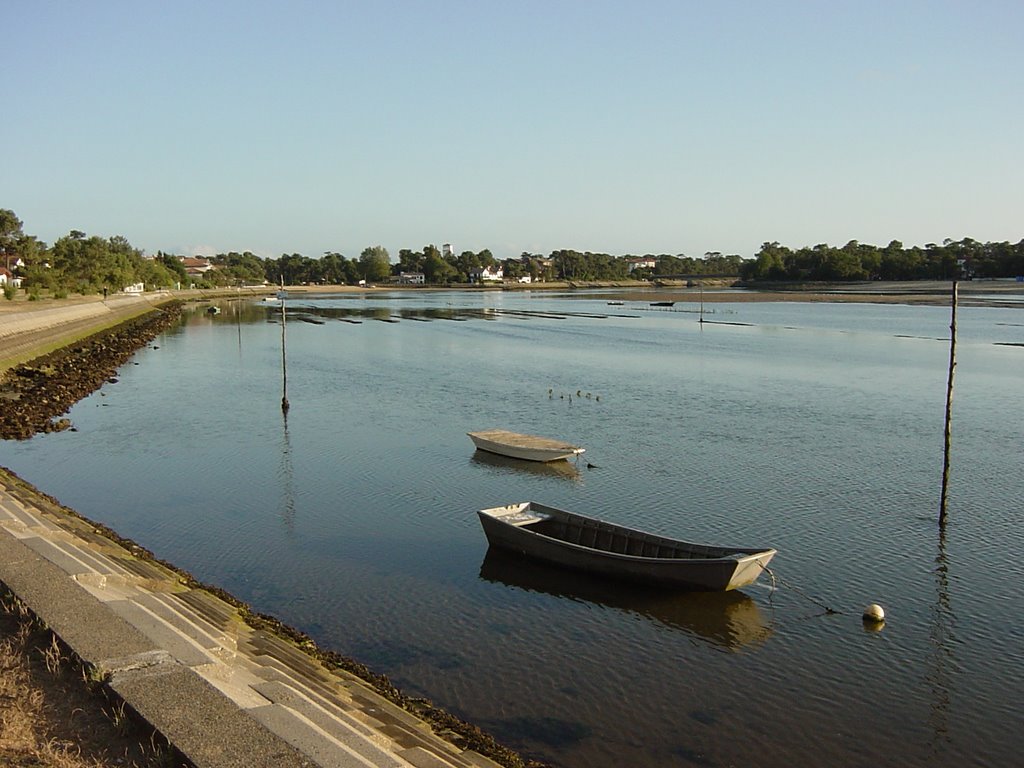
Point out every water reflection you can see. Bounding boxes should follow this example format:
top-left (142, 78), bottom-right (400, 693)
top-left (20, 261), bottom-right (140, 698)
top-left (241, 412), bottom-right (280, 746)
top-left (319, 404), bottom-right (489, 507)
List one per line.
top-left (479, 548), bottom-right (772, 651)
top-left (278, 298), bottom-right (295, 531)
top-left (8, 295), bottom-right (1022, 768)
top-left (928, 527), bottom-right (955, 751)
top-left (398, 307), bottom-right (480, 322)
top-left (278, 410), bottom-right (296, 534)
top-left (469, 450), bottom-right (581, 482)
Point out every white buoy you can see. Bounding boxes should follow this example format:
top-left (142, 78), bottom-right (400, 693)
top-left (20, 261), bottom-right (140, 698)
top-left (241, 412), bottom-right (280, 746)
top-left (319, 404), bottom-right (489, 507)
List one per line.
top-left (863, 603), bottom-right (885, 623)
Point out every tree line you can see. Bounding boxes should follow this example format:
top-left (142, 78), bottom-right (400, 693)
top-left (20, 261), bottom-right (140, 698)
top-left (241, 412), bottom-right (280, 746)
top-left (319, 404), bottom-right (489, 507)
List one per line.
top-left (741, 238), bottom-right (1024, 282)
top-left (3, 208), bottom-right (1022, 298)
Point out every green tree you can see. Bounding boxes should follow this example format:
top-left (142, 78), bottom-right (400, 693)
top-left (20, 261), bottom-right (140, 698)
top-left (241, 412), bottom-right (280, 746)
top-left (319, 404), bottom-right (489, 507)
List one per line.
top-left (0, 209), bottom-right (24, 271)
top-left (502, 258), bottom-right (525, 280)
top-left (156, 252), bottom-right (189, 285)
top-left (321, 252), bottom-right (354, 284)
top-left (138, 257), bottom-right (181, 289)
top-left (360, 245), bottom-right (391, 282)
top-left (746, 242), bottom-right (791, 280)
top-left (451, 250), bottom-right (481, 282)
top-left (275, 253), bottom-right (310, 286)
top-left (397, 248), bottom-right (424, 274)
top-left (423, 245), bottom-right (455, 283)
top-left (552, 249), bottom-right (584, 280)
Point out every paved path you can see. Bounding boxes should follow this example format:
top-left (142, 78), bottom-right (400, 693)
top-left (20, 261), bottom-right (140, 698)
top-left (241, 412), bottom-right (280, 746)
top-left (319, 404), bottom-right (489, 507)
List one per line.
top-left (0, 294), bottom-right (170, 371)
top-left (0, 471), bottom-right (501, 768)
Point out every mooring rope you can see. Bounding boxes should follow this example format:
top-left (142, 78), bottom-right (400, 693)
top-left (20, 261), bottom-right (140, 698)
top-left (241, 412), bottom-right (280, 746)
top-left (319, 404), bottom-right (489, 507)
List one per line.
top-left (765, 567), bottom-right (841, 615)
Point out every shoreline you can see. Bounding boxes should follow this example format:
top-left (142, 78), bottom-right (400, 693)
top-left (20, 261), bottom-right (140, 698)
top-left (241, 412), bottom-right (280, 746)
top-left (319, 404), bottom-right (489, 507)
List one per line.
top-left (267, 279), bottom-right (1024, 310)
top-left (0, 465), bottom-right (530, 768)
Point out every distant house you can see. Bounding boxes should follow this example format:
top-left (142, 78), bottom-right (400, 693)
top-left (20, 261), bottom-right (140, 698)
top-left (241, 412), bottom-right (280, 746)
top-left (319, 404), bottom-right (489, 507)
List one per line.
top-left (470, 265), bottom-right (504, 283)
top-left (0, 267), bottom-right (21, 287)
top-left (180, 257), bottom-right (214, 278)
top-left (123, 282), bottom-right (145, 294)
top-left (398, 272), bottom-right (425, 285)
top-left (626, 257), bottom-right (657, 272)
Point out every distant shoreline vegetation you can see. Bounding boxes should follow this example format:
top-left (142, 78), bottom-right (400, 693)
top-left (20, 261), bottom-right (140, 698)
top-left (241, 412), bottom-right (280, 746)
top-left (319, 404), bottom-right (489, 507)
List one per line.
top-left (2, 208), bottom-right (1022, 298)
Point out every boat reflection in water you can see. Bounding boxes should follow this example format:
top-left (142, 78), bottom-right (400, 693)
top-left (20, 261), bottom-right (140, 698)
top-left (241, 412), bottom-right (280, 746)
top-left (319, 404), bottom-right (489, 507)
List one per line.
top-left (469, 450), bottom-right (581, 482)
top-left (478, 548), bottom-right (773, 652)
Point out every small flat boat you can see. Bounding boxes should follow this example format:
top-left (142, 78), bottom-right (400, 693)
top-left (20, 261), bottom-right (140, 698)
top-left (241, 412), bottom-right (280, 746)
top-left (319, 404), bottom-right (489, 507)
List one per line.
top-left (650, 301), bottom-right (675, 307)
top-left (468, 429), bottom-right (584, 463)
top-left (477, 502), bottom-right (776, 591)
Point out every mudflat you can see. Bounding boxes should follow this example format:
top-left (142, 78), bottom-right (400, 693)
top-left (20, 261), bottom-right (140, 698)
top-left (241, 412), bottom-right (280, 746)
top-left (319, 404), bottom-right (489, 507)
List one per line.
top-left (3, 281), bottom-right (1020, 372)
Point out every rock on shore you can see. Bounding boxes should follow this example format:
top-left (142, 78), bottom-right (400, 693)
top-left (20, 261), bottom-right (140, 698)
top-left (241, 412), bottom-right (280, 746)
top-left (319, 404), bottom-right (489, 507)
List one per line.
top-left (0, 303), bottom-right (183, 440)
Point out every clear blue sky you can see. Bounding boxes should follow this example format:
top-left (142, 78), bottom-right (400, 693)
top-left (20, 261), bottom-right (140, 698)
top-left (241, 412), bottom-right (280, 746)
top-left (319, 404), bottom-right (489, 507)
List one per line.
top-left (4, 1), bottom-right (1022, 261)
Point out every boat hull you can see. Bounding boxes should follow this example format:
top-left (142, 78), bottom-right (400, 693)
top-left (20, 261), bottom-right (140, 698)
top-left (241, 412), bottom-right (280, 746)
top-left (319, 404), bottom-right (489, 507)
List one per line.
top-left (478, 502), bottom-right (775, 592)
top-left (468, 430), bottom-right (584, 463)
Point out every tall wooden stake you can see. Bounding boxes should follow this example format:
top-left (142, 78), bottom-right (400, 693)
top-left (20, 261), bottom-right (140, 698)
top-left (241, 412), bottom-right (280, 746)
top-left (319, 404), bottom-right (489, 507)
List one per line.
top-left (939, 280), bottom-right (957, 527)
top-left (280, 280), bottom-right (290, 413)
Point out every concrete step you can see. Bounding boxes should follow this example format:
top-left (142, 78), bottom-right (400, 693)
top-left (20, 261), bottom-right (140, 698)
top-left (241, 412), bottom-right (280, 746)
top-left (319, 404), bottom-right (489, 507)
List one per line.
top-left (0, 476), bottom-right (506, 768)
top-left (250, 680), bottom-right (412, 768)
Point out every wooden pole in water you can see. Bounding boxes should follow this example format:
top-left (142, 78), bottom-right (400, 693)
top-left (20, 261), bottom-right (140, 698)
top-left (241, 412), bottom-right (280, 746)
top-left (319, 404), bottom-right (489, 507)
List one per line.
top-left (280, 279), bottom-right (290, 413)
top-left (699, 280), bottom-right (704, 325)
top-left (939, 279), bottom-right (957, 526)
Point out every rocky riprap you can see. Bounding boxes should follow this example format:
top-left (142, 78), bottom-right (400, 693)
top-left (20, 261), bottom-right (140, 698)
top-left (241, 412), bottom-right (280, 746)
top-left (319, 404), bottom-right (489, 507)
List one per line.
top-left (0, 302), bottom-right (183, 440)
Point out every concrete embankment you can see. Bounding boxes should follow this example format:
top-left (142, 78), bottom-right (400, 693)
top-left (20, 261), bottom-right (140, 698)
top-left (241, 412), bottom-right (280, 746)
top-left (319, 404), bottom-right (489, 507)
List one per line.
top-left (0, 469), bottom-right (511, 768)
top-left (0, 293), bottom-right (176, 372)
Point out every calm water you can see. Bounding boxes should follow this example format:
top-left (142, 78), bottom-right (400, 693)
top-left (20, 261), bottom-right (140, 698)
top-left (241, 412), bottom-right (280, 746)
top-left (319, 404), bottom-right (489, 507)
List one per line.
top-left (2, 290), bottom-right (1022, 768)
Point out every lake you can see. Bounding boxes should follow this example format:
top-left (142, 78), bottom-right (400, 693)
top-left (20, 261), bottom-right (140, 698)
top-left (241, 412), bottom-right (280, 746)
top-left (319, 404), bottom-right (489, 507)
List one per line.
top-left (1, 289), bottom-right (1022, 767)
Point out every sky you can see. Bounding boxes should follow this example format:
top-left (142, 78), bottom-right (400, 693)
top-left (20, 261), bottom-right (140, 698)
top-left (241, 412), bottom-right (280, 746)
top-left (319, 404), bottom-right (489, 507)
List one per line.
top-left (4, 1), bottom-right (1022, 262)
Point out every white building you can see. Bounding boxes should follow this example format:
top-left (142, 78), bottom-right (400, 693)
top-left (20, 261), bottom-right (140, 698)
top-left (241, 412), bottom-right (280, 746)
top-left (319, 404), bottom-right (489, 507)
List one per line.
top-left (470, 265), bottom-right (503, 282)
top-left (0, 267), bottom-right (21, 287)
top-left (626, 257), bottom-right (657, 272)
top-left (442, 243), bottom-right (454, 259)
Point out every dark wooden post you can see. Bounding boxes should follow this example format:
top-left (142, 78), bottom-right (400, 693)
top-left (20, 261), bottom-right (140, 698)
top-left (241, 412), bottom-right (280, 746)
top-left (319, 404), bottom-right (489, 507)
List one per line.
top-left (280, 284), bottom-right (290, 413)
top-left (939, 280), bottom-right (957, 526)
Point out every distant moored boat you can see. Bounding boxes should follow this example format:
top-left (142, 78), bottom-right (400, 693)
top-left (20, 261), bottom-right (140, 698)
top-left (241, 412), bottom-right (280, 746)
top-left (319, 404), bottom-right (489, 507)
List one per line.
top-left (467, 429), bottom-right (585, 463)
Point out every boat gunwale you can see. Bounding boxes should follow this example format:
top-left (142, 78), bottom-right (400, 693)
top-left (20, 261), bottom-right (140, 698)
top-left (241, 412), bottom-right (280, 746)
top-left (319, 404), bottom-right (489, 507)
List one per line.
top-left (468, 430), bottom-right (584, 453)
top-left (479, 502), bottom-right (776, 565)
top-left (468, 430), bottom-right (585, 462)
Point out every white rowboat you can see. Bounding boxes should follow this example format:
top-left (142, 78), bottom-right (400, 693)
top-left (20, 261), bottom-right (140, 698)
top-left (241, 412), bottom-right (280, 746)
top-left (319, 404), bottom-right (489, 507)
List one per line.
top-left (467, 429), bottom-right (585, 463)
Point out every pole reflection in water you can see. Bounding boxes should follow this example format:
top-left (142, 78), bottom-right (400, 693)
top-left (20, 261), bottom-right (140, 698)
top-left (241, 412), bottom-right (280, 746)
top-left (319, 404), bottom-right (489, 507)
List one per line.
top-left (928, 526), bottom-right (955, 751)
top-left (478, 547), bottom-right (772, 652)
top-left (278, 409), bottom-right (296, 534)
top-left (235, 299), bottom-right (242, 352)
top-left (278, 285), bottom-right (295, 531)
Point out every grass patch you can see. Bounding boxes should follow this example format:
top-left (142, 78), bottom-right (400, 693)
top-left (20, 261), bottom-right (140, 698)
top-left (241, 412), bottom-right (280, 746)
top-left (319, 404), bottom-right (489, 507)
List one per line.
top-left (0, 585), bottom-right (188, 768)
